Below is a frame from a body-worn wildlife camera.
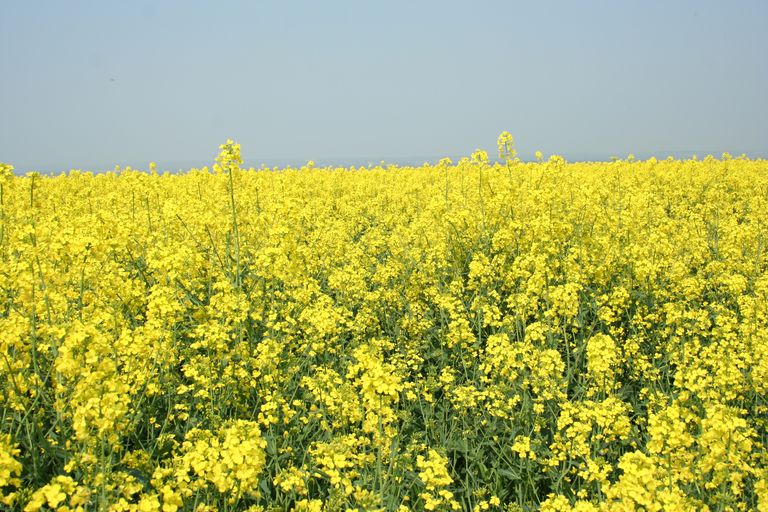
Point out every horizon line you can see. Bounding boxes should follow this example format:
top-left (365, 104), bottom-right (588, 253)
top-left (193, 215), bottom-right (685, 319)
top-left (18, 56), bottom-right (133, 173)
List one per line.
top-left (7, 149), bottom-right (768, 174)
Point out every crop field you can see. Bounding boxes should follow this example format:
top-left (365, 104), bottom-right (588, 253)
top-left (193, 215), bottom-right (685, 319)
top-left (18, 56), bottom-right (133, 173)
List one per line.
top-left (1, 139), bottom-right (767, 511)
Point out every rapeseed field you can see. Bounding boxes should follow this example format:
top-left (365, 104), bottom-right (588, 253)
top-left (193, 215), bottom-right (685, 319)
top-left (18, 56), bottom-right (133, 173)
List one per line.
top-left (1, 137), bottom-right (767, 511)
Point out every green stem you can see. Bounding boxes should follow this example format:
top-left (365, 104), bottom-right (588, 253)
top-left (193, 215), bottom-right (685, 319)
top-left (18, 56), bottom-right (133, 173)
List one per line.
top-left (228, 168), bottom-right (241, 290)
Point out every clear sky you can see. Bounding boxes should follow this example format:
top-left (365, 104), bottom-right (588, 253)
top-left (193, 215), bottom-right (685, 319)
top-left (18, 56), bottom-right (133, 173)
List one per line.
top-left (1, 1), bottom-right (767, 171)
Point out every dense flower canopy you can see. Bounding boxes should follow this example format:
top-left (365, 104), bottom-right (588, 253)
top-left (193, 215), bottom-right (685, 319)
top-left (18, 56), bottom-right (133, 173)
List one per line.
top-left (0, 145), bottom-right (767, 510)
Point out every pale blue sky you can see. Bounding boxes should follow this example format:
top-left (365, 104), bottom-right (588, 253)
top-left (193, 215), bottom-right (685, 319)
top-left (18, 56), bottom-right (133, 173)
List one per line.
top-left (1, 1), bottom-right (767, 171)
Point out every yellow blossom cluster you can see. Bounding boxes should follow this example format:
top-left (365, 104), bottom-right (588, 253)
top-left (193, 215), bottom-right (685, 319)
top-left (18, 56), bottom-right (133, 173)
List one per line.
top-left (0, 435), bottom-right (22, 507)
top-left (417, 449), bottom-right (461, 511)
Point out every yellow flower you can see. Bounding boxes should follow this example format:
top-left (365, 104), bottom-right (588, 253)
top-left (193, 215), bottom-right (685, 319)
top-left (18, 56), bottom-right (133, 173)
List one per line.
top-left (497, 131), bottom-right (517, 161)
top-left (0, 435), bottom-right (22, 505)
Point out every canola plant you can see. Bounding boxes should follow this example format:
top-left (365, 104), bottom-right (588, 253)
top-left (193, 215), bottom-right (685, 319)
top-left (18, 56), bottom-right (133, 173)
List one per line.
top-left (0, 136), bottom-right (767, 511)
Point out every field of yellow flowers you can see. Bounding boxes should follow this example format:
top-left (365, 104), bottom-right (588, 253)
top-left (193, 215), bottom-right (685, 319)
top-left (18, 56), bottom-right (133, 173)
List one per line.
top-left (1, 137), bottom-right (767, 511)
